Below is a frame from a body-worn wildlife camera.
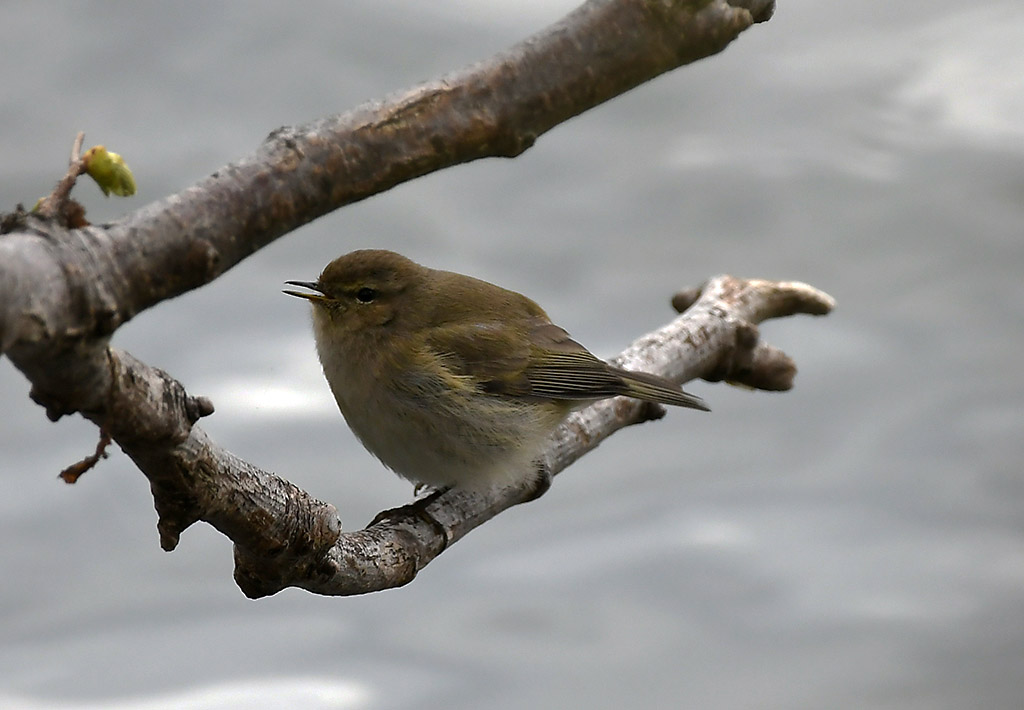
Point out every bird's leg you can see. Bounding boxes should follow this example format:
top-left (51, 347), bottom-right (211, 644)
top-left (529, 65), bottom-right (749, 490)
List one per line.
top-left (366, 485), bottom-right (450, 533)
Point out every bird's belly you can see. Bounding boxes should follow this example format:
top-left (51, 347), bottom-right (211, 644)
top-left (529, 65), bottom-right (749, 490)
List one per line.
top-left (334, 378), bottom-right (562, 491)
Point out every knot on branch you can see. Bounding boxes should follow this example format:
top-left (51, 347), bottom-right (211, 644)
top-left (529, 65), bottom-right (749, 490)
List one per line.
top-left (185, 395), bottom-right (215, 423)
top-left (154, 482), bottom-right (204, 552)
top-left (702, 319), bottom-right (797, 390)
top-left (729, 0), bottom-right (775, 24)
top-left (672, 275), bottom-right (834, 392)
top-left (232, 495), bottom-right (343, 599)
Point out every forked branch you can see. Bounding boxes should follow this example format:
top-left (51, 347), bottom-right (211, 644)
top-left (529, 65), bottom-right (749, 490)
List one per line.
top-left (0, 0), bottom-right (793, 598)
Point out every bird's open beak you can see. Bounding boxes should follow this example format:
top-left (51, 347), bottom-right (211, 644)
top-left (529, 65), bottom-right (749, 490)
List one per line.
top-left (283, 280), bottom-right (328, 303)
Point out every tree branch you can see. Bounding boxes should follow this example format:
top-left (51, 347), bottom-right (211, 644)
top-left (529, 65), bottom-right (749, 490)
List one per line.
top-left (1, 0), bottom-right (773, 352)
top-left (0, 0), bottom-right (793, 597)
top-left (238, 275), bottom-right (836, 597)
top-left (48, 273), bottom-right (834, 598)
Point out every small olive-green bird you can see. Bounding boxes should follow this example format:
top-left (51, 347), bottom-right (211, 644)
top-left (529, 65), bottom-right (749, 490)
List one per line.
top-left (285, 250), bottom-right (708, 492)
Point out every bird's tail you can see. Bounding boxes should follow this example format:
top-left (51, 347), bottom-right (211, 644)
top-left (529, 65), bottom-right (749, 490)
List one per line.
top-left (617, 368), bottom-right (710, 411)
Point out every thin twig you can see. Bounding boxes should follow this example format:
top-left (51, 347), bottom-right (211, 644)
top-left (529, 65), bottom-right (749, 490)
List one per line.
top-left (36, 131), bottom-right (88, 222)
top-left (59, 428), bottom-right (112, 484)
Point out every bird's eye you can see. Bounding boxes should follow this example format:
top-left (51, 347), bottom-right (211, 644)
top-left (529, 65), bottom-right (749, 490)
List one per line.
top-left (355, 287), bottom-right (377, 303)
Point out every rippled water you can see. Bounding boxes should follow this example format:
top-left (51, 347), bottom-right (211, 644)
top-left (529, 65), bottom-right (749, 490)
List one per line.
top-left (2, 2), bottom-right (1023, 708)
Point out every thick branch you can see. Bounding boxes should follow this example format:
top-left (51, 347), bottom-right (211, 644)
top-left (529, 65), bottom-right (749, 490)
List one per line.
top-left (1, 0), bottom-right (772, 360)
top-left (0, 0), bottom-right (789, 598)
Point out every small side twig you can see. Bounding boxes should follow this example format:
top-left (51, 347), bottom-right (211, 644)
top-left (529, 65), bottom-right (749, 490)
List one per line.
top-left (35, 131), bottom-right (88, 225)
top-left (59, 428), bottom-right (112, 484)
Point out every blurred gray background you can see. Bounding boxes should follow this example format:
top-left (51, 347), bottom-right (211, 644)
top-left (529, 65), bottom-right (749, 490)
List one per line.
top-left (2, 1), bottom-right (1022, 708)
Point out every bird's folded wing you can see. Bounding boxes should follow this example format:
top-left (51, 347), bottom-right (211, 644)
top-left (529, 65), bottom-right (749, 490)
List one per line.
top-left (424, 319), bottom-right (634, 401)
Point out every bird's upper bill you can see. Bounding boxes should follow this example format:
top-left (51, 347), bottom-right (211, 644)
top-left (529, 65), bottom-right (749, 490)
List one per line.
top-left (283, 280), bottom-right (329, 303)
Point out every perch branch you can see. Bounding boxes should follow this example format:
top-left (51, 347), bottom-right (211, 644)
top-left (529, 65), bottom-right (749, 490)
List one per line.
top-left (234, 274), bottom-right (834, 597)
top-left (49, 274), bottom-right (830, 598)
top-left (0, 0), bottom-right (787, 598)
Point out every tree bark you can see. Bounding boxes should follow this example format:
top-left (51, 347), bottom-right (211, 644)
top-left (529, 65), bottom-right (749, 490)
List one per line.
top-left (0, 0), bottom-right (804, 598)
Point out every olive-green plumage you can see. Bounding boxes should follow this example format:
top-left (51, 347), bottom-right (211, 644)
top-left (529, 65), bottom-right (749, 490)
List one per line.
top-left (285, 250), bottom-right (707, 491)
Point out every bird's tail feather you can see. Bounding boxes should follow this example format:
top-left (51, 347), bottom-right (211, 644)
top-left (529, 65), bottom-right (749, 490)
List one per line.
top-left (618, 368), bottom-right (710, 411)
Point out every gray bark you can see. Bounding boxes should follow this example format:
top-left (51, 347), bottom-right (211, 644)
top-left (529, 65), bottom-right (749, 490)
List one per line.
top-left (0, 0), bottom-right (810, 598)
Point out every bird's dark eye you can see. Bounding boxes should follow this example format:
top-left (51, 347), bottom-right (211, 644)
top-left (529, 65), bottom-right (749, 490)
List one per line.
top-left (355, 287), bottom-right (377, 303)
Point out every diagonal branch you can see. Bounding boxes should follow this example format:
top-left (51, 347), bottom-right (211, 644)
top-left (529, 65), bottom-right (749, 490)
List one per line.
top-left (1, 0), bottom-right (773, 358)
top-left (234, 275), bottom-right (833, 597)
top-left (0, 0), bottom-right (792, 598)
top-left (71, 274), bottom-right (831, 599)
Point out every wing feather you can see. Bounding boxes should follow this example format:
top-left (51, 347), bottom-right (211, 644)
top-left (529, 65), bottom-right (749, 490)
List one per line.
top-left (423, 318), bottom-right (707, 410)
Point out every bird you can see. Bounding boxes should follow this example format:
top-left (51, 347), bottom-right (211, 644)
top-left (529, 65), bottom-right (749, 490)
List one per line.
top-left (285, 249), bottom-right (708, 493)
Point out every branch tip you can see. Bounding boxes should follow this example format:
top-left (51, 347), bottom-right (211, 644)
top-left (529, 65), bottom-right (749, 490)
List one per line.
top-left (671, 287), bottom-right (702, 314)
top-left (33, 131), bottom-right (91, 225)
top-left (757, 280), bottom-right (836, 319)
top-left (58, 429), bottom-right (112, 483)
top-left (158, 521), bottom-right (183, 552)
top-left (730, 0), bottom-right (775, 23)
top-left (69, 131), bottom-right (85, 165)
top-left (638, 400), bottom-right (668, 423)
top-left (187, 395), bottom-right (216, 422)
